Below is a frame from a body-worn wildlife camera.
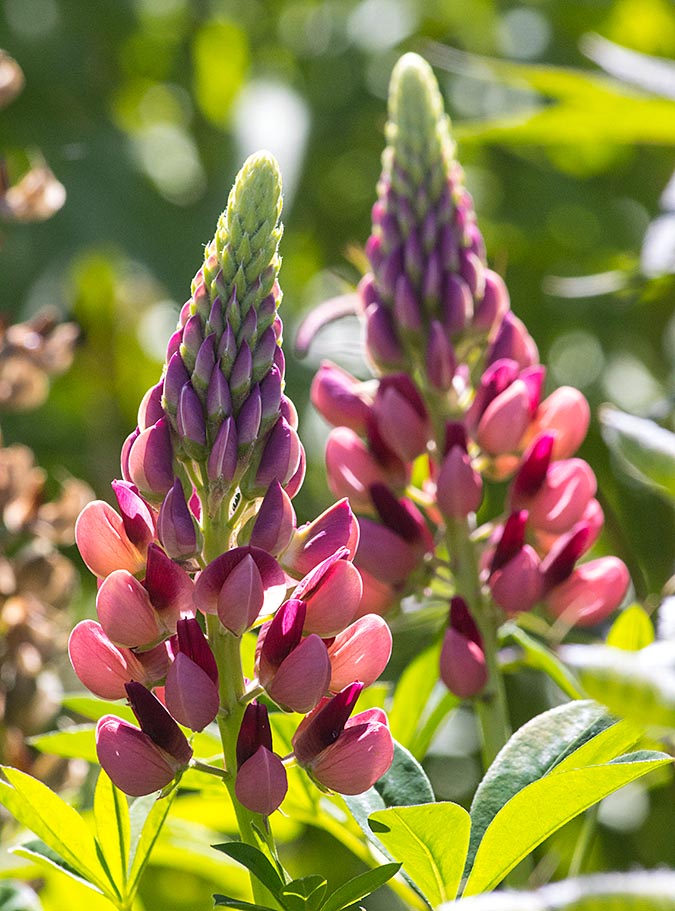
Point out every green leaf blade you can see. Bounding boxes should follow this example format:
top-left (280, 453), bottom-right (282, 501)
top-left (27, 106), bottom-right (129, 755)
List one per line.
top-left (211, 842), bottom-right (284, 900)
top-left (321, 863), bottom-right (401, 911)
top-left (369, 804), bottom-right (470, 906)
top-left (463, 754), bottom-right (671, 897)
top-left (94, 771), bottom-right (130, 896)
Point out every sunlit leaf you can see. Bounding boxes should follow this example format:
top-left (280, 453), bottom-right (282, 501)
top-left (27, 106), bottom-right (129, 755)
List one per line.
top-left (128, 790), bottom-right (176, 893)
top-left (211, 843), bottom-right (284, 900)
top-left (281, 874), bottom-right (327, 911)
top-left (94, 771), bottom-right (130, 896)
top-left (463, 752), bottom-right (670, 896)
top-left (500, 622), bottom-right (584, 699)
top-left (599, 407), bottom-right (675, 502)
top-left (369, 804), bottom-right (470, 906)
top-left (0, 767), bottom-right (110, 894)
top-left (27, 725), bottom-right (97, 763)
top-left (606, 605), bottom-right (655, 651)
top-left (321, 863), bottom-right (401, 911)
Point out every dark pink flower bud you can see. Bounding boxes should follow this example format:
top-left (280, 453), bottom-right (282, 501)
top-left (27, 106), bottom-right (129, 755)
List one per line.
top-left (393, 274), bottom-right (423, 333)
top-left (230, 341), bottom-right (253, 408)
top-left (426, 321), bottom-right (456, 391)
top-left (487, 312), bottom-right (538, 369)
top-left (206, 368), bottom-right (232, 425)
top-left (121, 428), bottom-right (140, 483)
top-left (127, 418), bottom-right (175, 500)
top-left (163, 352), bottom-right (191, 418)
top-left (372, 375), bottom-right (430, 462)
top-left (370, 484), bottom-right (433, 552)
top-left (476, 379), bottom-right (532, 456)
top-left (249, 481), bottom-right (296, 556)
top-left (439, 597), bottom-right (487, 699)
top-left (466, 358), bottom-right (520, 430)
top-left (545, 557), bottom-right (630, 627)
top-left (355, 517), bottom-right (424, 585)
top-left (165, 618), bottom-right (219, 731)
top-left (195, 546), bottom-right (286, 634)
top-left (192, 333), bottom-right (217, 393)
top-left (244, 417), bottom-right (301, 498)
top-left (76, 500), bottom-right (148, 578)
top-left (520, 458), bottom-right (597, 536)
top-left (293, 684), bottom-right (392, 794)
top-left (68, 619), bottom-right (150, 700)
top-left (260, 366), bottom-right (283, 431)
top-left (157, 479), bottom-right (202, 561)
top-left (325, 427), bottom-right (401, 511)
top-left (138, 381), bottom-right (165, 431)
top-left (282, 498), bottom-right (359, 578)
top-left (235, 745), bottom-right (288, 815)
top-left (473, 270), bottom-right (509, 332)
top-left (310, 361), bottom-right (372, 434)
top-left (525, 387), bottom-right (591, 460)
top-left (96, 714), bottom-right (191, 797)
top-left (364, 302), bottom-right (404, 369)
top-left (327, 614), bottom-right (392, 692)
top-left (235, 702), bottom-right (287, 815)
top-left (176, 383), bottom-right (207, 458)
top-left (511, 433), bottom-right (555, 499)
top-left (126, 681), bottom-right (192, 763)
top-left (441, 274), bottom-right (472, 334)
top-left (218, 323), bottom-right (237, 377)
top-left (252, 326), bottom-right (278, 382)
top-left (236, 384), bottom-right (263, 455)
top-left (489, 545), bottom-right (542, 615)
top-left (111, 480), bottom-right (156, 550)
top-left (291, 550), bottom-right (363, 637)
top-left (436, 445), bottom-right (482, 519)
top-left (540, 523), bottom-right (593, 594)
top-left (207, 416), bottom-right (238, 486)
top-left (181, 314), bottom-right (204, 371)
top-left (258, 601), bottom-right (331, 713)
top-left (96, 570), bottom-right (164, 649)
top-left (144, 543), bottom-right (195, 625)
top-left (489, 510), bottom-right (528, 574)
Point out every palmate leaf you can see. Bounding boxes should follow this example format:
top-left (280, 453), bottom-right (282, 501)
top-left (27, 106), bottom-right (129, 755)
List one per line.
top-left (0, 766), bottom-right (111, 896)
top-left (462, 751), bottom-right (670, 896)
top-left (439, 870), bottom-right (675, 909)
top-left (369, 804), bottom-right (470, 907)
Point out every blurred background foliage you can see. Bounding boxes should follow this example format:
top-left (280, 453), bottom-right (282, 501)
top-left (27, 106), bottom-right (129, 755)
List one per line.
top-left (1, 0), bottom-right (675, 907)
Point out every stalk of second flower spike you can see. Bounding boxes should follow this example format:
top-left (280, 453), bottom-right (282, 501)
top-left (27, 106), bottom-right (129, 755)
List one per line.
top-left (444, 516), bottom-right (511, 770)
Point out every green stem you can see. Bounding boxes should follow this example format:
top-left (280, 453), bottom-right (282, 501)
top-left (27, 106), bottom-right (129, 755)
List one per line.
top-left (445, 517), bottom-right (511, 770)
top-left (201, 515), bottom-right (285, 907)
top-left (568, 806), bottom-right (599, 878)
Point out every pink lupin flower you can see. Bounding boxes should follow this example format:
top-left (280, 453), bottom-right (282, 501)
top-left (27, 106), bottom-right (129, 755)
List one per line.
top-left (291, 550), bottom-right (363, 637)
top-left (439, 597), bottom-right (488, 699)
top-left (514, 458), bottom-right (597, 536)
top-left (371, 374), bottom-right (430, 463)
top-left (165, 618), bottom-right (219, 731)
top-left (353, 567), bottom-right (399, 618)
top-left (281, 498), bottom-right (359, 578)
top-left (486, 312), bottom-right (539, 369)
top-left (326, 614), bottom-right (392, 692)
top-left (311, 361), bottom-right (373, 434)
top-left (235, 702), bottom-right (288, 816)
top-left (194, 546), bottom-right (287, 634)
top-left (473, 269), bottom-right (510, 332)
top-left (545, 557), bottom-right (630, 627)
top-left (248, 481), bottom-right (296, 557)
top-left (488, 512), bottom-right (542, 615)
top-left (96, 570), bottom-right (164, 649)
top-left (524, 386), bottom-right (591, 460)
top-left (476, 379), bottom-right (534, 457)
top-left (96, 682), bottom-right (192, 797)
top-left (111, 481), bottom-right (157, 553)
top-left (436, 426), bottom-right (482, 519)
top-left (324, 427), bottom-right (403, 511)
top-left (126, 418), bottom-right (176, 501)
top-left (292, 683), bottom-right (393, 794)
top-left (75, 500), bottom-right (149, 579)
top-left (68, 620), bottom-right (152, 700)
top-left (257, 599), bottom-right (331, 713)
top-left (157, 479), bottom-right (202, 561)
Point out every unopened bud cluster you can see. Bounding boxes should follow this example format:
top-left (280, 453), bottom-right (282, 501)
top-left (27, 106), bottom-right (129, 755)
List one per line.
top-left (70, 154), bottom-right (393, 810)
top-left (311, 54), bottom-right (630, 700)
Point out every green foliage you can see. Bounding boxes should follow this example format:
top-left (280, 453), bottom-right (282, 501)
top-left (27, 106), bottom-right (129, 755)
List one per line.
top-left (212, 841), bottom-right (400, 911)
top-left (600, 407), bottom-right (675, 503)
top-left (606, 605), bottom-right (656, 650)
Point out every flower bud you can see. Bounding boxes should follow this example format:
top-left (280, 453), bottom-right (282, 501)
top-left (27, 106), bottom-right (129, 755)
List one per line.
top-left (526, 386), bottom-right (591, 460)
top-left (165, 618), bottom-right (219, 731)
top-left (439, 598), bottom-right (487, 699)
top-left (248, 481), bottom-right (296, 556)
top-left (436, 445), bottom-right (482, 519)
top-left (326, 614), bottom-right (392, 692)
top-left (291, 550), bottom-right (363, 637)
top-left (96, 570), bottom-right (163, 649)
top-left (545, 557), bottom-right (630, 627)
top-left (127, 418), bottom-right (175, 500)
top-left (311, 361), bottom-right (372, 434)
top-left (235, 702), bottom-right (287, 815)
top-left (157, 479), bottom-right (202, 561)
top-left (489, 545), bottom-right (542, 615)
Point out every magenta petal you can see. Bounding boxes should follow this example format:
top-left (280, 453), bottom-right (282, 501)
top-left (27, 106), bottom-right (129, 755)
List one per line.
top-left (176, 617), bottom-right (218, 682)
top-left (75, 500), bottom-right (146, 578)
top-left (283, 498), bottom-right (359, 578)
top-left (439, 628), bottom-right (487, 699)
top-left (295, 556), bottom-right (362, 638)
top-left (144, 544), bottom-right (195, 628)
top-left (125, 681), bottom-right (192, 764)
top-left (96, 570), bottom-right (161, 648)
top-left (96, 716), bottom-right (182, 797)
top-left (266, 634), bottom-right (331, 714)
top-left (327, 615), bottom-right (392, 692)
top-left (165, 653), bottom-right (219, 731)
top-left (249, 481), bottom-right (296, 556)
top-left (237, 701), bottom-right (273, 767)
top-left (68, 620), bottom-right (148, 700)
top-left (112, 481), bottom-right (156, 551)
top-left (127, 418), bottom-right (175, 499)
top-left (292, 682), bottom-right (363, 764)
top-left (235, 746), bottom-right (288, 816)
top-left (309, 720), bottom-right (393, 794)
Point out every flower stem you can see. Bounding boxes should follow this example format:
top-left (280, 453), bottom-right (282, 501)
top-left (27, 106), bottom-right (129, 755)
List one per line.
top-left (445, 517), bottom-right (511, 769)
